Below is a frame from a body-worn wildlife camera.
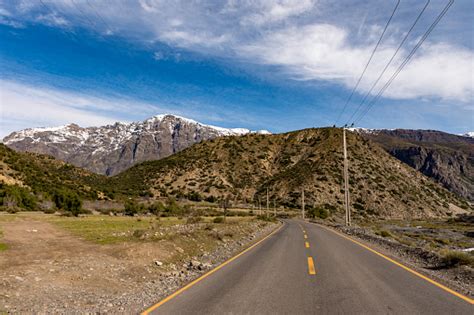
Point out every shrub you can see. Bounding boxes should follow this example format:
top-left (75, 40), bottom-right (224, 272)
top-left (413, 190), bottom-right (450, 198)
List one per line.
top-left (124, 200), bottom-right (145, 216)
top-left (205, 195), bottom-right (217, 203)
top-left (213, 216), bottom-right (225, 223)
top-left (148, 201), bottom-right (165, 215)
top-left (378, 230), bottom-right (392, 238)
top-left (0, 184), bottom-right (37, 211)
top-left (308, 206), bottom-right (329, 219)
top-left (53, 190), bottom-right (82, 216)
top-left (187, 191), bottom-right (202, 202)
top-left (186, 216), bottom-right (203, 224)
top-left (441, 250), bottom-right (474, 268)
top-left (257, 215), bottom-right (277, 222)
top-left (161, 197), bottom-right (185, 216)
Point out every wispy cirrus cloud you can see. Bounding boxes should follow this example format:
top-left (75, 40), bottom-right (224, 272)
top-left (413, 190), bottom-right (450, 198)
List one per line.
top-left (1, 0), bottom-right (473, 105)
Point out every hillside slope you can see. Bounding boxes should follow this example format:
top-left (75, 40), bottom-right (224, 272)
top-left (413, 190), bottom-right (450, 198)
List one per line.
top-left (108, 128), bottom-right (470, 219)
top-left (358, 129), bottom-right (474, 201)
top-left (0, 144), bottom-right (105, 200)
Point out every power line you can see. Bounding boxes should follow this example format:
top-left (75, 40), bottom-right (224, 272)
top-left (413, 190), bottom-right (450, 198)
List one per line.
top-left (345, 0), bottom-right (431, 125)
top-left (334, 0), bottom-right (400, 126)
top-left (70, 0), bottom-right (99, 29)
top-left (38, 0), bottom-right (81, 42)
top-left (85, 0), bottom-right (114, 34)
top-left (353, 0), bottom-right (454, 125)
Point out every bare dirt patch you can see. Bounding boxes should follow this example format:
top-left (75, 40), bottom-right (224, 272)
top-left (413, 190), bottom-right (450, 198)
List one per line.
top-left (0, 213), bottom-right (278, 313)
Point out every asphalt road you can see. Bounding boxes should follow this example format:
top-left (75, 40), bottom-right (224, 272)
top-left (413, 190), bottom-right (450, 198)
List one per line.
top-left (146, 219), bottom-right (473, 314)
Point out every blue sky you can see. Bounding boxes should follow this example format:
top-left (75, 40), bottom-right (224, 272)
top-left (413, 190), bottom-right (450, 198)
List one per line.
top-left (0, 0), bottom-right (473, 138)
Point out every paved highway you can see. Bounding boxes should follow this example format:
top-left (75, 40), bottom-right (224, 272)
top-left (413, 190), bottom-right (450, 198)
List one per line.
top-left (144, 219), bottom-right (473, 314)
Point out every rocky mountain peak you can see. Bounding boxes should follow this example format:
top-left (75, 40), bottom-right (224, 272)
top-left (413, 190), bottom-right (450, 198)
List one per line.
top-left (3, 114), bottom-right (271, 176)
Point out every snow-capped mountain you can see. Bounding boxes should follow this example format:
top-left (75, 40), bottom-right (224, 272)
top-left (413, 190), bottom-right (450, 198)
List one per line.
top-left (461, 132), bottom-right (474, 138)
top-left (3, 114), bottom-right (271, 175)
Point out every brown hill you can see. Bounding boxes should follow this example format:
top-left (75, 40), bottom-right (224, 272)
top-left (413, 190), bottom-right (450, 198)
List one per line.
top-left (108, 128), bottom-right (471, 220)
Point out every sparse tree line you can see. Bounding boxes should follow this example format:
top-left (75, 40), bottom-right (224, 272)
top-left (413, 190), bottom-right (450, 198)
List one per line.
top-left (0, 184), bottom-right (83, 216)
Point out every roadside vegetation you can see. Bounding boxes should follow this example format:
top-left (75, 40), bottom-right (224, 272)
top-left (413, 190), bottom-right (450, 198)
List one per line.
top-left (0, 228), bottom-right (6, 251)
top-left (359, 216), bottom-right (474, 268)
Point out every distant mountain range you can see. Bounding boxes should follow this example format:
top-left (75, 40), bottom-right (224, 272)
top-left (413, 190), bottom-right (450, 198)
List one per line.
top-left (3, 114), bottom-right (270, 176)
top-left (1, 127), bottom-right (471, 219)
top-left (3, 116), bottom-right (473, 203)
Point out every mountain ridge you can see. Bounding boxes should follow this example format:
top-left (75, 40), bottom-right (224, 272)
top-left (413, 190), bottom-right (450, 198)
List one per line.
top-left (104, 127), bottom-right (470, 219)
top-left (3, 114), bottom-right (270, 176)
top-left (354, 129), bottom-right (474, 201)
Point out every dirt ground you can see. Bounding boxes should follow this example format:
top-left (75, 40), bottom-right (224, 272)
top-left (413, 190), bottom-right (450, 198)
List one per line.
top-left (0, 214), bottom-right (277, 313)
top-left (0, 218), bottom-right (165, 313)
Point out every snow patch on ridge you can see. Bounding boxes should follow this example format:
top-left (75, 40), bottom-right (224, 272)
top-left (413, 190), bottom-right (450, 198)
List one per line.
top-left (3, 114), bottom-right (272, 149)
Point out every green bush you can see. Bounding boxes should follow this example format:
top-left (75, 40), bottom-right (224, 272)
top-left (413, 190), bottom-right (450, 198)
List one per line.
top-left (187, 191), bottom-right (202, 202)
top-left (148, 201), bottom-right (165, 215)
top-left (441, 250), bottom-right (474, 268)
top-left (124, 200), bottom-right (145, 216)
top-left (205, 195), bottom-right (217, 203)
top-left (378, 230), bottom-right (392, 238)
top-left (308, 206), bottom-right (329, 219)
top-left (0, 184), bottom-right (37, 211)
top-left (213, 216), bottom-right (225, 223)
top-left (53, 190), bottom-right (82, 216)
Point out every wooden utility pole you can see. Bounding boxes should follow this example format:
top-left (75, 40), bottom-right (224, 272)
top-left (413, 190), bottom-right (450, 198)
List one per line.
top-left (343, 128), bottom-right (351, 226)
top-left (266, 188), bottom-right (269, 217)
top-left (258, 197), bottom-right (261, 216)
top-left (302, 190), bottom-right (305, 219)
top-left (273, 199), bottom-right (276, 217)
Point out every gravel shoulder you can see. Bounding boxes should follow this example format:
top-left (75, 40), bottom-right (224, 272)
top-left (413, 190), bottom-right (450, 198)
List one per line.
top-left (0, 213), bottom-right (279, 313)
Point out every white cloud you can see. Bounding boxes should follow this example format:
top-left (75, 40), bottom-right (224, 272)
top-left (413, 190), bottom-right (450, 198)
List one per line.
top-left (36, 13), bottom-right (68, 27)
top-left (0, 79), bottom-right (263, 138)
top-left (2, 0), bottom-right (473, 103)
top-left (0, 81), bottom-right (114, 137)
top-left (153, 51), bottom-right (165, 60)
top-left (0, 80), bottom-right (163, 138)
top-left (240, 0), bottom-right (316, 26)
top-left (239, 24), bottom-right (474, 102)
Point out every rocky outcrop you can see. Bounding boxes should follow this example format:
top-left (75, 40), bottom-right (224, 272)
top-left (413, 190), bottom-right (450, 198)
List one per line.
top-left (3, 114), bottom-right (270, 176)
top-left (359, 129), bottom-right (474, 201)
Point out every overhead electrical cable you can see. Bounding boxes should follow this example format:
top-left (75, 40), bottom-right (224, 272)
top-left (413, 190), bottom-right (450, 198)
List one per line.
top-left (344, 0), bottom-right (431, 125)
top-left (38, 0), bottom-right (81, 42)
top-left (85, 0), bottom-right (114, 34)
top-left (353, 0), bottom-right (454, 125)
top-left (334, 0), bottom-right (401, 126)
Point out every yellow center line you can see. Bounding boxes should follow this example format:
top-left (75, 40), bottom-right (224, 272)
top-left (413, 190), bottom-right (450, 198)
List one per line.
top-left (305, 241), bottom-right (310, 248)
top-left (318, 224), bottom-right (474, 305)
top-left (307, 257), bottom-right (316, 275)
top-left (304, 234), bottom-right (308, 239)
top-left (141, 223), bottom-right (285, 314)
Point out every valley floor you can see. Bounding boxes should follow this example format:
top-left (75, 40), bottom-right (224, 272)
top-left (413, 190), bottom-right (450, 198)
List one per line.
top-left (0, 212), bottom-right (278, 313)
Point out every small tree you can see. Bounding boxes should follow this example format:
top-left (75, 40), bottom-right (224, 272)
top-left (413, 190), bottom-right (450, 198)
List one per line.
top-left (53, 190), bottom-right (82, 216)
top-left (220, 196), bottom-right (231, 222)
top-left (148, 201), bottom-right (165, 215)
top-left (66, 194), bottom-right (82, 217)
top-left (124, 200), bottom-right (142, 216)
